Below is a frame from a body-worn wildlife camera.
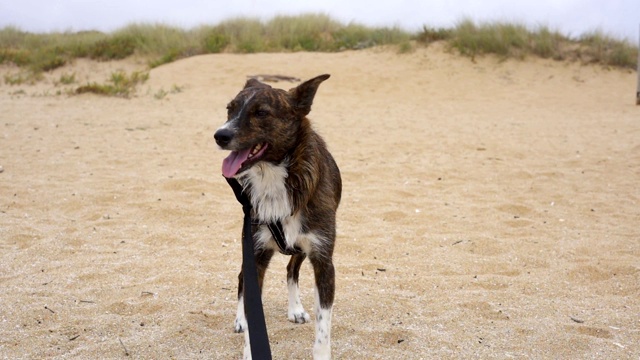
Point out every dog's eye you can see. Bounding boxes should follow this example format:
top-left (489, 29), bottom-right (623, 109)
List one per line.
top-left (255, 109), bottom-right (269, 118)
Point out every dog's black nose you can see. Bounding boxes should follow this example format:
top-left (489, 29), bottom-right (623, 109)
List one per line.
top-left (214, 128), bottom-right (234, 147)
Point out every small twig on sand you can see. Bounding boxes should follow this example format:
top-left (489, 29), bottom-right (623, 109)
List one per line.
top-left (570, 316), bottom-right (585, 323)
top-left (79, 300), bottom-right (95, 304)
top-left (141, 291), bottom-right (155, 297)
top-left (247, 74), bottom-right (301, 83)
top-left (44, 306), bottom-right (55, 314)
top-left (119, 338), bottom-right (130, 356)
top-left (69, 334), bottom-right (80, 341)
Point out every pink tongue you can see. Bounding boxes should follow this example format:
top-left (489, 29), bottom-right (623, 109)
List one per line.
top-left (222, 148), bottom-right (252, 178)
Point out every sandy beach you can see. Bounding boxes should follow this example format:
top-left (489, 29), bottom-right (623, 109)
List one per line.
top-left (1, 44), bottom-right (639, 359)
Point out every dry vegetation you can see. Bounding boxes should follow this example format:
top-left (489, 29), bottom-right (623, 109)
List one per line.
top-left (0, 14), bottom-right (637, 94)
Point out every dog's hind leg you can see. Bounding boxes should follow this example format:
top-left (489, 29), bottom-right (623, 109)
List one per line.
top-left (234, 248), bottom-right (274, 333)
top-left (309, 254), bottom-right (335, 360)
top-left (286, 253), bottom-right (310, 323)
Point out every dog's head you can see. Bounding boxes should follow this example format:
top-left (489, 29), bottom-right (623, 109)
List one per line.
top-left (214, 74), bottom-right (330, 178)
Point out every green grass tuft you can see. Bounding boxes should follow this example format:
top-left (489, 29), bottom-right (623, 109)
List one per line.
top-left (397, 40), bottom-right (415, 54)
top-left (148, 49), bottom-right (181, 68)
top-left (75, 70), bottom-right (149, 97)
top-left (89, 35), bottom-right (136, 60)
top-left (578, 30), bottom-right (638, 68)
top-left (57, 72), bottom-right (76, 85)
top-left (447, 19), bottom-right (530, 59)
top-left (415, 26), bottom-right (452, 44)
top-left (4, 71), bottom-right (43, 85)
top-left (202, 31), bottom-right (230, 53)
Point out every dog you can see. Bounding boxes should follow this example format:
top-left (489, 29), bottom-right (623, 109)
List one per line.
top-left (214, 74), bottom-right (341, 359)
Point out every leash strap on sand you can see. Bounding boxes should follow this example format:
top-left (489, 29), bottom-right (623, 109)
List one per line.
top-left (225, 176), bottom-right (272, 360)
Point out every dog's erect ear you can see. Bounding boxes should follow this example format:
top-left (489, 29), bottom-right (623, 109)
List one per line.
top-left (244, 78), bottom-right (272, 90)
top-left (289, 74), bottom-right (330, 115)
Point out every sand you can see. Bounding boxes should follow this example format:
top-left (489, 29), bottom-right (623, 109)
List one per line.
top-left (1, 44), bottom-right (639, 359)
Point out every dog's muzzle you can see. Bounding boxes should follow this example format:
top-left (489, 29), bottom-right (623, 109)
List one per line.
top-left (214, 128), bottom-right (234, 147)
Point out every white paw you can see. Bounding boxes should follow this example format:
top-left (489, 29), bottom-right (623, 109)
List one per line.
top-left (235, 297), bottom-right (247, 333)
top-left (288, 309), bottom-right (311, 324)
top-left (234, 316), bottom-right (247, 333)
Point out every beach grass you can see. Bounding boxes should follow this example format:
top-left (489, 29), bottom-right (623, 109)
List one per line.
top-left (1, 14), bottom-right (637, 77)
top-left (442, 19), bottom-right (638, 68)
top-left (75, 70), bottom-right (149, 97)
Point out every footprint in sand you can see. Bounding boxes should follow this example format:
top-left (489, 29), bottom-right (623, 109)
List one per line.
top-left (565, 325), bottom-right (613, 339)
top-left (459, 301), bottom-right (510, 321)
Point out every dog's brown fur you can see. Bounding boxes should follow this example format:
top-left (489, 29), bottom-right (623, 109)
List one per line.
top-left (214, 74), bottom-right (341, 359)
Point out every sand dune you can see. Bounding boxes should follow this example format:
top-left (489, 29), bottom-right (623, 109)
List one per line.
top-left (1, 44), bottom-right (639, 359)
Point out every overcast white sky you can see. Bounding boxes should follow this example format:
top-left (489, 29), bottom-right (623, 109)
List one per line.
top-left (0, 0), bottom-right (638, 41)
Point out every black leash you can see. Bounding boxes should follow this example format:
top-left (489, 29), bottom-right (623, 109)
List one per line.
top-left (225, 177), bottom-right (272, 360)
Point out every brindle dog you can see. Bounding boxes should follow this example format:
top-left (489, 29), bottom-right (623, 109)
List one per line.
top-left (214, 74), bottom-right (341, 360)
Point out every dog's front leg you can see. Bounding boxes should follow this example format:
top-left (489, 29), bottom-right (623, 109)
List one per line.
top-left (234, 270), bottom-right (248, 333)
top-left (310, 255), bottom-right (335, 360)
top-left (286, 253), bottom-right (310, 323)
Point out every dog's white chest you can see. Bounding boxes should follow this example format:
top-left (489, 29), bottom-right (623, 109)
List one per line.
top-left (242, 161), bottom-right (291, 223)
top-left (240, 161), bottom-right (314, 253)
